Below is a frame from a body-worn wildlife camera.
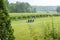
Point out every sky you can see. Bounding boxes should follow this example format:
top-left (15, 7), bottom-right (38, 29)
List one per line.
top-left (8, 0), bottom-right (60, 6)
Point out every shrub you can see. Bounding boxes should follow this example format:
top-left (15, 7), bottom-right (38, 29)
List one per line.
top-left (0, 0), bottom-right (15, 40)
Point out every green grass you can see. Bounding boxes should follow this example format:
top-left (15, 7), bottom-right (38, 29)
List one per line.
top-left (11, 13), bottom-right (60, 40)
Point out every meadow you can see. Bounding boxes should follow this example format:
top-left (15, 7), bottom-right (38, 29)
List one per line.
top-left (10, 13), bottom-right (60, 40)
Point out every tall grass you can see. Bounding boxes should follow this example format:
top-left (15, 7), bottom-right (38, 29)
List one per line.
top-left (43, 15), bottom-right (60, 40)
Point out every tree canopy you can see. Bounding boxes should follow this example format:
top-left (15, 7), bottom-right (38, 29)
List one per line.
top-left (5, 0), bottom-right (36, 13)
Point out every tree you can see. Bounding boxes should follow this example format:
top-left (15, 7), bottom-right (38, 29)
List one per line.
top-left (8, 1), bottom-right (33, 13)
top-left (25, 3), bottom-right (32, 13)
top-left (15, 2), bottom-right (32, 13)
top-left (9, 3), bottom-right (16, 13)
top-left (56, 6), bottom-right (60, 13)
top-left (32, 8), bottom-right (36, 13)
top-left (0, 0), bottom-right (14, 40)
top-left (4, 1), bottom-right (34, 13)
top-left (4, 0), bottom-right (9, 10)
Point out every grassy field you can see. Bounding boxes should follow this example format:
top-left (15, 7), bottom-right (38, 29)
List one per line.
top-left (12, 17), bottom-right (60, 40)
top-left (10, 13), bottom-right (60, 40)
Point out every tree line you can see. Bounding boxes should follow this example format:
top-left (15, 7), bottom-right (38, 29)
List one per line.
top-left (5, 0), bottom-right (36, 13)
top-left (5, 0), bottom-right (60, 13)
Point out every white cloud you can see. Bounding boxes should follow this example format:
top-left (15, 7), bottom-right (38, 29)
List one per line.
top-left (8, 0), bottom-right (60, 6)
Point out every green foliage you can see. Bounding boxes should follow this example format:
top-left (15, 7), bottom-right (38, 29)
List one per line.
top-left (5, 1), bottom-right (34, 13)
top-left (43, 16), bottom-right (60, 40)
top-left (5, 0), bottom-right (9, 8)
top-left (0, 0), bottom-right (14, 40)
top-left (9, 3), bottom-right (16, 13)
top-left (15, 2), bottom-right (32, 13)
top-left (9, 13), bottom-right (60, 20)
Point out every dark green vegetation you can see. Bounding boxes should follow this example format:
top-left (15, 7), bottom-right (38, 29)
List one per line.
top-left (0, 0), bottom-right (14, 40)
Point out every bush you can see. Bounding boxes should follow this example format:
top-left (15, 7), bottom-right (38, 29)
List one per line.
top-left (0, 0), bottom-right (15, 40)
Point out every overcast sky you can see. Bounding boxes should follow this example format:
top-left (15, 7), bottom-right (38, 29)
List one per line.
top-left (8, 0), bottom-right (60, 6)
